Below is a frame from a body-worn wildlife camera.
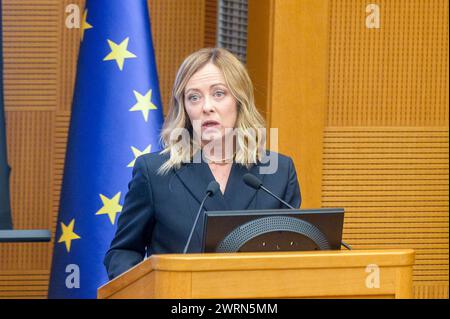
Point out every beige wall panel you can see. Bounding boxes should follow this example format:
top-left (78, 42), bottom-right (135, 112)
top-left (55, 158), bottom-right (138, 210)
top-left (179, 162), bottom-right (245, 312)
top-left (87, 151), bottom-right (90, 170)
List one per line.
top-left (2, 1), bottom-right (58, 111)
top-left (322, 127), bottom-right (448, 295)
top-left (247, 0), bottom-right (272, 120)
top-left (5, 111), bottom-right (53, 230)
top-left (52, 113), bottom-right (70, 237)
top-left (204, 0), bottom-right (217, 47)
top-left (414, 283), bottom-right (449, 299)
top-left (248, 0), bottom-right (329, 208)
top-left (325, 0), bottom-right (449, 298)
top-left (248, 0), bottom-right (448, 299)
top-left (58, 0), bottom-right (85, 113)
top-left (0, 270), bottom-right (49, 298)
top-left (1, 0), bottom-right (57, 276)
top-left (0, 112), bottom-right (53, 271)
top-left (328, 0), bottom-right (448, 126)
top-left (148, 0), bottom-right (205, 115)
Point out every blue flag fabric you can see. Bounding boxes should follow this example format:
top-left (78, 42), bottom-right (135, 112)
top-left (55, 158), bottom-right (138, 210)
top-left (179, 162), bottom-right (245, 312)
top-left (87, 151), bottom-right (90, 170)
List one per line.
top-left (48, 0), bottom-right (164, 298)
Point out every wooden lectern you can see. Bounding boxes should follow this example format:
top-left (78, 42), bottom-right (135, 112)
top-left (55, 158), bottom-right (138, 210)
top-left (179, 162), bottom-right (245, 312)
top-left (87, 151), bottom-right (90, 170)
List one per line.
top-left (98, 249), bottom-right (414, 299)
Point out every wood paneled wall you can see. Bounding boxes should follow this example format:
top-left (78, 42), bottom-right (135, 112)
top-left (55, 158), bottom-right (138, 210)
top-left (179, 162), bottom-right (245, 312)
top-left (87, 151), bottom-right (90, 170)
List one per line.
top-left (247, 0), bottom-right (448, 299)
top-left (1, 0), bottom-right (61, 298)
top-left (324, 0), bottom-right (448, 298)
top-left (0, 0), bottom-right (216, 298)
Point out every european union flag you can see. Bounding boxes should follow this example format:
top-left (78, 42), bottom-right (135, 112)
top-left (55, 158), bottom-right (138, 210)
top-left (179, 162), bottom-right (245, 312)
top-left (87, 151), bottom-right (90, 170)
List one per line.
top-left (48, 0), bottom-right (164, 298)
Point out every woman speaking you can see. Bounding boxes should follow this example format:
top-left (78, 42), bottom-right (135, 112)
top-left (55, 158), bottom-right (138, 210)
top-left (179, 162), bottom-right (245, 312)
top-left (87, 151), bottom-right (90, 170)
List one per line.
top-left (104, 48), bottom-right (301, 280)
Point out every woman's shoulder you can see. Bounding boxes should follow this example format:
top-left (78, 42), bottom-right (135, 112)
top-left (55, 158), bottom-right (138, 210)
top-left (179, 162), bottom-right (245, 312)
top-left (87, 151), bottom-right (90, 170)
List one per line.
top-left (135, 151), bottom-right (170, 172)
top-left (257, 150), bottom-right (295, 175)
top-left (260, 150), bottom-right (294, 165)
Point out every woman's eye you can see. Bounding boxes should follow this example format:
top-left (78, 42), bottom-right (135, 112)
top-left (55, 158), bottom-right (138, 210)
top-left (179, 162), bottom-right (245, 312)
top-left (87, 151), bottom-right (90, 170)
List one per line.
top-left (188, 95), bottom-right (200, 102)
top-left (214, 91), bottom-right (225, 98)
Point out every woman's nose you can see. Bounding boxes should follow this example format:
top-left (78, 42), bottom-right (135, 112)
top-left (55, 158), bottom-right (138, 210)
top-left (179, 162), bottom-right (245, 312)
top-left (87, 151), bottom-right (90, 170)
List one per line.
top-left (202, 96), bottom-right (215, 113)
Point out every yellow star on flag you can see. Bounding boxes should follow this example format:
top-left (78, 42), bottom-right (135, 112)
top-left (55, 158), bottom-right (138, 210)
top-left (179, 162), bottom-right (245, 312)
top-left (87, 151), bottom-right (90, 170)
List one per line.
top-left (127, 145), bottom-right (152, 168)
top-left (80, 9), bottom-right (93, 41)
top-left (95, 192), bottom-right (122, 225)
top-left (58, 219), bottom-right (81, 253)
top-left (103, 37), bottom-right (137, 71)
top-left (129, 90), bottom-right (158, 121)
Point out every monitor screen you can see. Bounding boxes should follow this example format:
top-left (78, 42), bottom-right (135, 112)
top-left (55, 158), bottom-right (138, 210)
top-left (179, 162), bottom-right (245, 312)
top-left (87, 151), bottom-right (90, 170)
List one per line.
top-left (202, 208), bottom-right (344, 253)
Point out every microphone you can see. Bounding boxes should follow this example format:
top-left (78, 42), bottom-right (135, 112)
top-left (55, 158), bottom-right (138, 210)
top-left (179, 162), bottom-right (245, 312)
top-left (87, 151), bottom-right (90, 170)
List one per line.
top-left (243, 173), bottom-right (295, 209)
top-left (182, 181), bottom-right (220, 254)
top-left (243, 173), bottom-right (352, 250)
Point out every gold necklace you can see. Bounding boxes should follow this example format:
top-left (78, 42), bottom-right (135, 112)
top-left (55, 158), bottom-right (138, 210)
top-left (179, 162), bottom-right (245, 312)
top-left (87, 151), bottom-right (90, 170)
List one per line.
top-left (203, 152), bottom-right (236, 164)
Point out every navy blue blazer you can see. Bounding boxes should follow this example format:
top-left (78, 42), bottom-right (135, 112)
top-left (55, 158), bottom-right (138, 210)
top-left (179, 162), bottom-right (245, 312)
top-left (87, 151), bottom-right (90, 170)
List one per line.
top-left (104, 151), bottom-right (301, 279)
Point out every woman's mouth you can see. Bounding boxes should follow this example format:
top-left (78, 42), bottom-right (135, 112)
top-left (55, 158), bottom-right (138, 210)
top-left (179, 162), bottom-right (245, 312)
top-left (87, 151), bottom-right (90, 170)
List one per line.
top-left (201, 120), bottom-right (220, 128)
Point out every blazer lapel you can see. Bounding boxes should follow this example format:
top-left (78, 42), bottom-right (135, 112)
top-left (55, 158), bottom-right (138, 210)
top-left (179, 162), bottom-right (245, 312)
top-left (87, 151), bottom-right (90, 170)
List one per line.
top-left (174, 161), bottom-right (228, 213)
top-left (175, 161), bottom-right (230, 252)
top-left (175, 160), bottom-right (267, 212)
top-left (223, 162), bottom-right (265, 210)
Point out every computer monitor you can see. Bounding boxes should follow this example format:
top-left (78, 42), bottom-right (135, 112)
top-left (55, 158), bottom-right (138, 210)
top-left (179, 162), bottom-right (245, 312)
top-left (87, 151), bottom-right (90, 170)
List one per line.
top-left (202, 208), bottom-right (344, 253)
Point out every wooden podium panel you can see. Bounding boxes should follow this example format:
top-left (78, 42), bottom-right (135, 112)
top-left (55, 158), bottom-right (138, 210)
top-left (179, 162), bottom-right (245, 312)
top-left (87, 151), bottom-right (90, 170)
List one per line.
top-left (98, 249), bottom-right (414, 299)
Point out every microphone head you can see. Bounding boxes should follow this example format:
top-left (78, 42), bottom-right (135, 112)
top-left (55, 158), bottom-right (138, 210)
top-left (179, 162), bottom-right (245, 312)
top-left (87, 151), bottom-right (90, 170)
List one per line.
top-left (243, 173), bottom-right (262, 189)
top-left (206, 181), bottom-right (220, 196)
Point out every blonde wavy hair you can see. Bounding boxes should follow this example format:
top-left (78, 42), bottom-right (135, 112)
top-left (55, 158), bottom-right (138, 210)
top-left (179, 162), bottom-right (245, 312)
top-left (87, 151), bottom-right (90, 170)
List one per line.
top-left (158, 47), bottom-right (266, 174)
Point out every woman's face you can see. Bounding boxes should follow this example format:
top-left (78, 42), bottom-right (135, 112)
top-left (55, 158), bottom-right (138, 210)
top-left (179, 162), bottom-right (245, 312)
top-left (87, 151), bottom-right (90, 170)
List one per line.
top-left (184, 62), bottom-right (238, 145)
